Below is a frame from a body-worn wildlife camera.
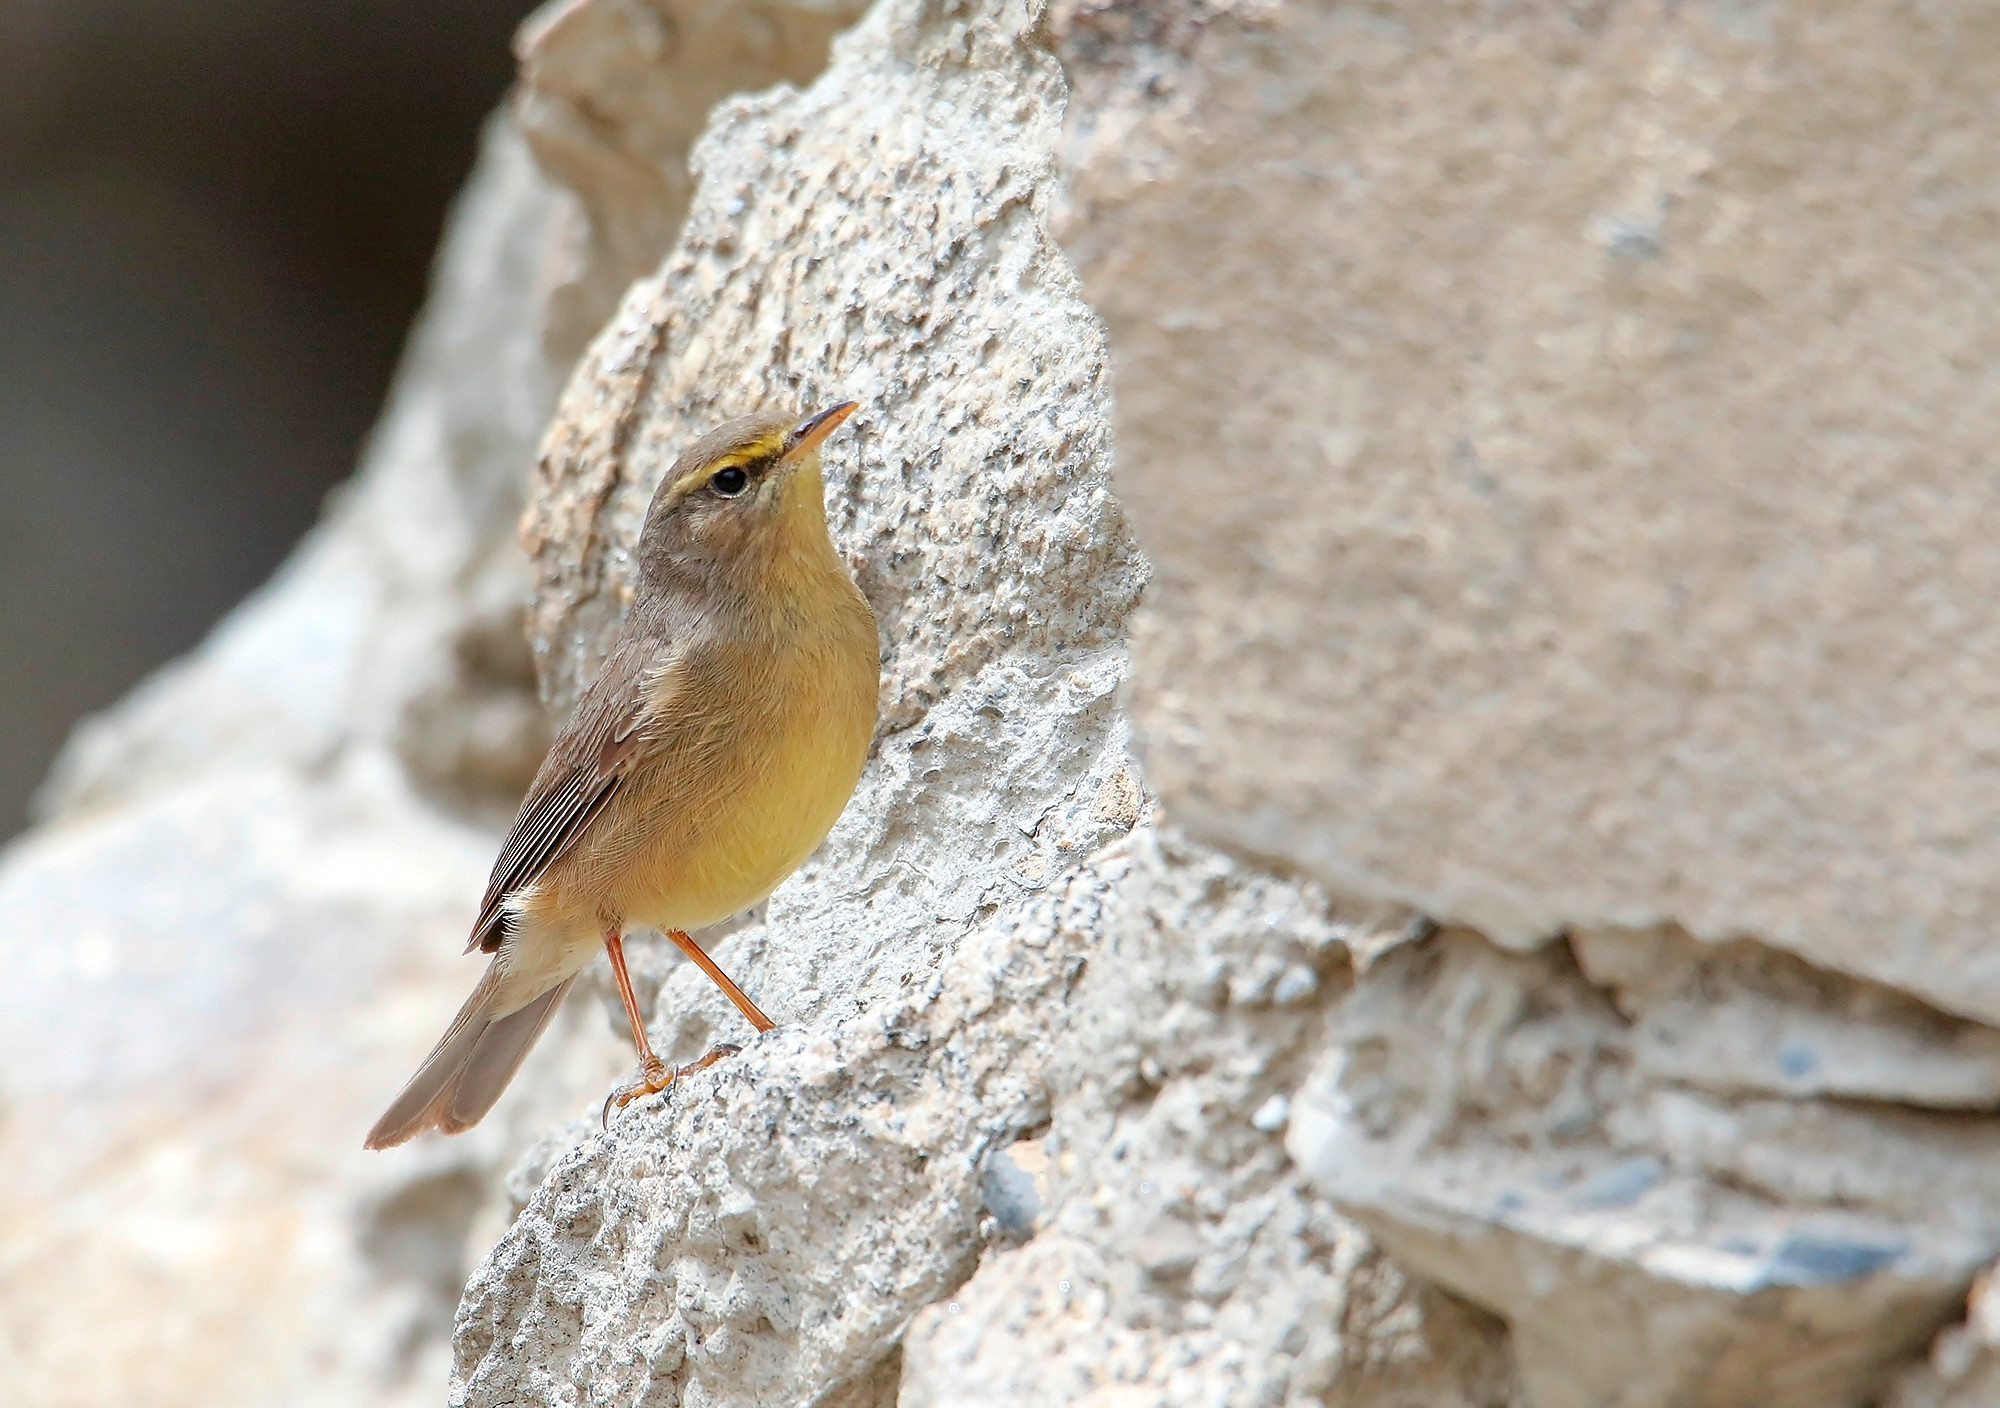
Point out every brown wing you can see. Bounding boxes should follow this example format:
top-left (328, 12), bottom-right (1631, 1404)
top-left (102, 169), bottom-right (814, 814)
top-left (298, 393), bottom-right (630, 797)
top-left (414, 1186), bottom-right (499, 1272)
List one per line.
top-left (464, 640), bottom-right (660, 954)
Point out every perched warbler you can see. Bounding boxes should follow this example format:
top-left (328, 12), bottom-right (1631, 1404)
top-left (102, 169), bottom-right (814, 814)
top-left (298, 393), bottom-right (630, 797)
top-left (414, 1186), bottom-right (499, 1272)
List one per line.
top-left (366, 402), bottom-right (878, 1148)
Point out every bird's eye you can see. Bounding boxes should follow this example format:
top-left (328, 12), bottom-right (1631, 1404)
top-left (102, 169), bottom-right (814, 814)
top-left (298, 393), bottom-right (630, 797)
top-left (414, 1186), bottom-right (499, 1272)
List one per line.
top-left (710, 466), bottom-right (749, 497)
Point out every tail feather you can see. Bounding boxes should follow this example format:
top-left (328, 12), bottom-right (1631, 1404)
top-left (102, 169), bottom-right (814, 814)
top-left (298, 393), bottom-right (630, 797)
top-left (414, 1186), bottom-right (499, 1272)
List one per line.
top-left (364, 966), bottom-right (576, 1149)
top-left (439, 977), bottom-right (575, 1133)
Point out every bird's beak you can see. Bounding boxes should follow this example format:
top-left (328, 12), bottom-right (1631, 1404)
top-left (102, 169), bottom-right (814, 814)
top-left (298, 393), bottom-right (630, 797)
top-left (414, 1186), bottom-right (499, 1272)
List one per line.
top-left (779, 401), bottom-right (859, 463)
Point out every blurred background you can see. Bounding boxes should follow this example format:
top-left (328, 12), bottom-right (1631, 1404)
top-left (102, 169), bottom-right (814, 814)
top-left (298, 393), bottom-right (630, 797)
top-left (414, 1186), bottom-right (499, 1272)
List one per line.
top-left (0, 0), bottom-right (533, 840)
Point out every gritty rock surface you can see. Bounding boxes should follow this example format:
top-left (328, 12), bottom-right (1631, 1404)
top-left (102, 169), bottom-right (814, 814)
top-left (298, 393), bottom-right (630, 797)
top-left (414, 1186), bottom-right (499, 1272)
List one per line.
top-left (454, 1), bottom-right (2000, 1404)
top-left (1287, 927), bottom-right (2000, 1408)
top-left (457, 845), bottom-right (1114, 1408)
top-left (1044, 1), bottom-right (2000, 1400)
top-left (901, 829), bottom-right (1522, 1408)
top-left (521, 3), bottom-right (1141, 730)
top-left (455, 2), bottom-right (1149, 1402)
top-left (456, 4), bottom-right (1532, 1405)
top-left (1055, 0), bottom-right (2000, 1026)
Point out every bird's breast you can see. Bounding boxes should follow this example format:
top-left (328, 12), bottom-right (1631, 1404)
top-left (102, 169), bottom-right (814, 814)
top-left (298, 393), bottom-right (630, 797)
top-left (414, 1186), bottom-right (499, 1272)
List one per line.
top-left (585, 590), bottom-right (878, 933)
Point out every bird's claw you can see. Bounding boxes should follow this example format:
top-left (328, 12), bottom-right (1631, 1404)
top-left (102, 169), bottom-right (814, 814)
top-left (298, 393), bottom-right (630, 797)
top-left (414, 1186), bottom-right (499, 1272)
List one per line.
top-left (601, 1043), bottom-right (746, 1129)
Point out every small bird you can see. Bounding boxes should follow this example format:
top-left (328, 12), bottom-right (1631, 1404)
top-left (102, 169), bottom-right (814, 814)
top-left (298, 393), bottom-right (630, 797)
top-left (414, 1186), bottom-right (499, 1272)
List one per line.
top-left (366, 403), bottom-right (878, 1149)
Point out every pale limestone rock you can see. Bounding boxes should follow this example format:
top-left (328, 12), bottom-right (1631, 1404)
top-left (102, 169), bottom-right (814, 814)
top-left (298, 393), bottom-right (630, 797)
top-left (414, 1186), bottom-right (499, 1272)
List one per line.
top-left (456, 3), bottom-right (1521, 1404)
top-left (459, 0), bottom-right (2000, 1401)
top-left (457, 847), bottom-right (1122, 1408)
top-left (453, 1), bottom-right (1147, 1400)
top-left (452, 0), bottom-right (1517, 1403)
top-left (1055, 0), bottom-right (2000, 1029)
top-left (1048, 2), bottom-right (2000, 1401)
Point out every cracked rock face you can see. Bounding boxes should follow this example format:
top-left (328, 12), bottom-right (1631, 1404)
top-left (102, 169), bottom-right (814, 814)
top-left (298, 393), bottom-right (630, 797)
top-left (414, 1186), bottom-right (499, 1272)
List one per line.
top-left (1042, 1), bottom-right (2000, 1402)
top-left (900, 830), bottom-right (1522, 1408)
top-left (1287, 928), bottom-right (2000, 1408)
top-left (454, 4), bottom-right (1517, 1406)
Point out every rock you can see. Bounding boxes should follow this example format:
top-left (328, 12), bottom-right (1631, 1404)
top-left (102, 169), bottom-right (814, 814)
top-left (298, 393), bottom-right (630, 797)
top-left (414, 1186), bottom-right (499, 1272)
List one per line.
top-left (454, 2), bottom-right (1511, 1404)
top-left (1570, 927), bottom-right (2000, 1109)
top-left (901, 1227), bottom-right (1514, 1408)
top-left (1286, 927), bottom-right (2000, 1408)
top-left (451, 3), bottom-right (1148, 1401)
top-left (1046, 1), bottom-right (2000, 1400)
top-left (455, 849), bottom-right (1120, 1408)
top-left (901, 828), bottom-right (1520, 1408)
top-left (0, 117), bottom-right (627, 1408)
top-left (1056, 0), bottom-right (2000, 1029)
top-left (457, 1), bottom-right (2000, 1403)
top-left (981, 1137), bottom-right (1051, 1238)
top-left (1886, 1264), bottom-right (2000, 1408)
top-left (514, 0), bottom-right (871, 364)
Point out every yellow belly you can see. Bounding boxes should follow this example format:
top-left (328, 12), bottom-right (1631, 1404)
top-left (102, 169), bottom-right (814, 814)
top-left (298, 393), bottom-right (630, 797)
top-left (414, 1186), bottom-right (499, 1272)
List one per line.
top-left (524, 625), bottom-right (876, 942)
top-left (618, 674), bottom-right (874, 931)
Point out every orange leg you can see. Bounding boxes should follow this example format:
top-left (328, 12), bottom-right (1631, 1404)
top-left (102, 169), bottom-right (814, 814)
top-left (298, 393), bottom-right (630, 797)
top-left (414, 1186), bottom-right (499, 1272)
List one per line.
top-left (604, 929), bottom-right (669, 1086)
top-left (664, 928), bottom-right (776, 1032)
top-left (601, 927), bottom-right (762, 1124)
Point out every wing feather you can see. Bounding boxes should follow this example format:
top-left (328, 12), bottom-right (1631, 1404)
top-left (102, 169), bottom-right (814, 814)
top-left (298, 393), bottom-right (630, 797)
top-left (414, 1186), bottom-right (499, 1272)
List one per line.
top-left (463, 639), bottom-right (665, 953)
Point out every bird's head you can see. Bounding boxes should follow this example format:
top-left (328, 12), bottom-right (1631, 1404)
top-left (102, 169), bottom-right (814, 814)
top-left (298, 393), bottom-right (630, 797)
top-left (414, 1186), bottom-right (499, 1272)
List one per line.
top-left (634, 402), bottom-right (858, 584)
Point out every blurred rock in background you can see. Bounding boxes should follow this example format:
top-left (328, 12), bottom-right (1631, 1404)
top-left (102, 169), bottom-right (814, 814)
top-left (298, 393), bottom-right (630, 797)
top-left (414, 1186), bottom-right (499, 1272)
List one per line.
top-left (0, 4), bottom-right (588, 1403)
top-left (0, 0), bottom-right (529, 840)
top-left (0, 107), bottom-right (625, 1408)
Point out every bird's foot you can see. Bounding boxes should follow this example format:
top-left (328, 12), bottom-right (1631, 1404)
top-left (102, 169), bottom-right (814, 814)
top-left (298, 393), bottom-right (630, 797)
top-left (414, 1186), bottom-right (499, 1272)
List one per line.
top-left (602, 1043), bottom-right (744, 1128)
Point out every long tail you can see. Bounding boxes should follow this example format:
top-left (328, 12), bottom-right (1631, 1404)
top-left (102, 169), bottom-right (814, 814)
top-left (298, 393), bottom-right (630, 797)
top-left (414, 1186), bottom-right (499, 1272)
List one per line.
top-left (364, 964), bottom-right (576, 1149)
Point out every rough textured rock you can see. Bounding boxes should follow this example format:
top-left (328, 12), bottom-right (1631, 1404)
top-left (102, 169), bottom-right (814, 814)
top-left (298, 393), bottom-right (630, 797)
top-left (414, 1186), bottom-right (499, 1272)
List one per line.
top-left (0, 118), bottom-right (628, 1408)
top-left (453, 1), bottom-right (1144, 1400)
top-left (1287, 927), bottom-right (2000, 1408)
top-left (901, 830), bottom-right (1520, 1408)
top-left (1057, 0), bottom-right (2000, 1026)
top-left (457, 845), bottom-right (1114, 1408)
top-left (447, 1), bottom-right (2000, 1405)
top-left (520, 4), bottom-right (1138, 729)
